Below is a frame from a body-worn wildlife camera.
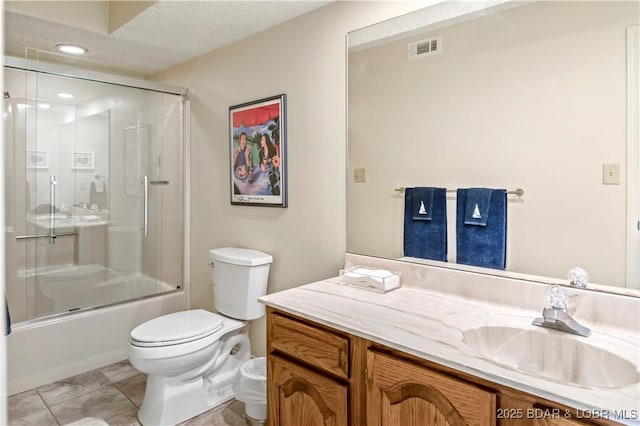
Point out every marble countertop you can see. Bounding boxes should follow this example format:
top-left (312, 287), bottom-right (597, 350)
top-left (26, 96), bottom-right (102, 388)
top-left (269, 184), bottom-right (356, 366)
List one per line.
top-left (259, 278), bottom-right (640, 425)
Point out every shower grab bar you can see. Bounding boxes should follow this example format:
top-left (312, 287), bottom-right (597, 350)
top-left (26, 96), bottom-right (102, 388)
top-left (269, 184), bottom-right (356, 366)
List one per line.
top-left (16, 232), bottom-right (78, 240)
top-left (143, 175), bottom-right (149, 237)
top-left (50, 176), bottom-right (57, 244)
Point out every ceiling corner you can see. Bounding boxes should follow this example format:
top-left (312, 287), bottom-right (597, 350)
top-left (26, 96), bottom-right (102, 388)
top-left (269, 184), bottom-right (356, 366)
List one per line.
top-left (108, 0), bottom-right (158, 34)
top-left (4, 0), bottom-right (111, 34)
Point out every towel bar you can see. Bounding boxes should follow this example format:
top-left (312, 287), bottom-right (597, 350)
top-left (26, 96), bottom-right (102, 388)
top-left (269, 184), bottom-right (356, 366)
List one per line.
top-left (16, 232), bottom-right (78, 240)
top-left (394, 187), bottom-right (524, 197)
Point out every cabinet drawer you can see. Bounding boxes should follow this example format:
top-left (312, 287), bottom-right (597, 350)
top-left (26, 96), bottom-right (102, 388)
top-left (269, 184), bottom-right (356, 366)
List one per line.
top-left (269, 313), bottom-right (349, 379)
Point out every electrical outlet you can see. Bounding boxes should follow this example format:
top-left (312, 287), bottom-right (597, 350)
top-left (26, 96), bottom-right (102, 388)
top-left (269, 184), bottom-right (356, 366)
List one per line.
top-left (354, 168), bottom-right (366, 183)
top-left (602, 164), bottom-right (620, 185)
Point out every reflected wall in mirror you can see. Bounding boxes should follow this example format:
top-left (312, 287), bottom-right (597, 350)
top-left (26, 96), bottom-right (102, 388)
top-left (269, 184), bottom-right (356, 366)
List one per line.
top-left (27, 111), bottom-right (110, 211)
top-left (347, 1), bottom-right (639, 291)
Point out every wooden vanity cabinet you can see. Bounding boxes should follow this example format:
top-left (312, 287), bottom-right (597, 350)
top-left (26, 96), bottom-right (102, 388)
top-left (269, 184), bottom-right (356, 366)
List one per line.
top-left (266, 307), bottom-right (621, 426)
top-left (267, 307), bottom-right (362, 426)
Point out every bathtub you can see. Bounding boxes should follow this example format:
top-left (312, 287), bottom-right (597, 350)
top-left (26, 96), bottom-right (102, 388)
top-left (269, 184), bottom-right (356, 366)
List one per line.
top-left (7, 264), bottom-right (186, 395)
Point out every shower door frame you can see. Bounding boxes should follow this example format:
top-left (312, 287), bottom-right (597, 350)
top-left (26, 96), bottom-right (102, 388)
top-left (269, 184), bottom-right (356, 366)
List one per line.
top-left (4, 57), bottom-right (187, 96)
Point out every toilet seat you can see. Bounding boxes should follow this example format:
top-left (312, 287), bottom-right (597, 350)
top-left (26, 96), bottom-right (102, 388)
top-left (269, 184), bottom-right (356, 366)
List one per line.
top-left (131, 309), bottom-right (225, 348)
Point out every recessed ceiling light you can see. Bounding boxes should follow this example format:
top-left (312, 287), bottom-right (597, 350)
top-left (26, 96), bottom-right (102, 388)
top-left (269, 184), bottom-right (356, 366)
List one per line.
top-left (38, 103), bottom-right (51, 109)
top-left (58, 93), bottom-right (74, 99)
top-left (56, 44), bottom-right (88, 55)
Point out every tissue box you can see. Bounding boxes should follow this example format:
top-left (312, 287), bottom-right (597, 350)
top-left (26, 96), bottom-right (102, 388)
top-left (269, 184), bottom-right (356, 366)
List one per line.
top-left (339, 266), bottom-right (401, 293)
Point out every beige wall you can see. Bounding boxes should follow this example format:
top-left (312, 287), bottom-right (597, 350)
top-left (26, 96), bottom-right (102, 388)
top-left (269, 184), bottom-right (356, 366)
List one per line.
top-left (159, 1), bottom-right (428, 355)
top-left (348, 1), bottom-right (638, 287)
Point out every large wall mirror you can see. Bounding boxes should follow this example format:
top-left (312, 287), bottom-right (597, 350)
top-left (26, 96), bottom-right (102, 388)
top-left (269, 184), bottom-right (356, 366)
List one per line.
top-left (347, 1), bottom-right (639, 293)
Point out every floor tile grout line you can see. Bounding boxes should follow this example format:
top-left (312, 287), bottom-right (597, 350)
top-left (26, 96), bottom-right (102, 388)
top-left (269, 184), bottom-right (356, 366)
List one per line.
top-left (35, 387), bottom-right (62, 425)
top-left (100, 387), bottom-right (142, 426)
top-left (11, 361), bottom-right (247, 426)
top-left (10, 363), bottom-right (139, 425)
top-left (47, 404), bottom-right (63, 426)
top-left (104, 407), bottom-right (141, 426)
top-left (7, 406), bottom-right (62, 426)
top-left (36, 368), bottom-right (114, 408)
top-left (114, 378), bottom-right (144, 409)
top-left (44, 383), bottom-right (134, 425)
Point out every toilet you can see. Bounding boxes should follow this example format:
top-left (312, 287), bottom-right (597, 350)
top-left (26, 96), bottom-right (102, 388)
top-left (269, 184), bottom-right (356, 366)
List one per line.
top-left (128, 247), bottom-right (272, 426)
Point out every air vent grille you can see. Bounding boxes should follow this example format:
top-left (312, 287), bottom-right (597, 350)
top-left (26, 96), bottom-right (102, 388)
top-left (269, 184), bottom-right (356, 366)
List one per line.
top-left (407, 36), bottom-right (442, 60)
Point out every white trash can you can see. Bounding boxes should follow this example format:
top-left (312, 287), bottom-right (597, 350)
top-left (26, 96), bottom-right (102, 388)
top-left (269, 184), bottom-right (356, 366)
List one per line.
top-left (233, 357), bottom-right (267, 423)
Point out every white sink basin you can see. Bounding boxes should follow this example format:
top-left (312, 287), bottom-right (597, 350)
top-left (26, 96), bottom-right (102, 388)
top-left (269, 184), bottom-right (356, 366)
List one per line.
top-left (444, 313), bottom-right (640, 389)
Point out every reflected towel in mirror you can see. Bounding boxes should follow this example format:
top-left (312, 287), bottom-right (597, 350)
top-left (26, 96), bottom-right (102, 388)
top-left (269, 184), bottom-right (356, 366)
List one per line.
top-left (412, 187), bottom-right (435, 220)
top-left (90, 182), bottom-right (107, 209)
top-left (464, 188), bottom-right (493, 226)
top-left (403, 187), bottom-right (447, 261)
top-left (456, 188), bottom-right (507, 270)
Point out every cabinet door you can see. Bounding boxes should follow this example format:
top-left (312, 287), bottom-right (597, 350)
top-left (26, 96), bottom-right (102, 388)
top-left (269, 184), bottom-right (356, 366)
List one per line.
top-left (269, 354), bottom-right (348, 426)
top-left (367, 350), bottom-right (497, 426)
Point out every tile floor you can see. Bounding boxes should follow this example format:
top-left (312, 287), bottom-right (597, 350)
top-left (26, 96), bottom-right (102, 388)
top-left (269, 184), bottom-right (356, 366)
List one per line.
top-left (7, 360), bottom-right (250, 426)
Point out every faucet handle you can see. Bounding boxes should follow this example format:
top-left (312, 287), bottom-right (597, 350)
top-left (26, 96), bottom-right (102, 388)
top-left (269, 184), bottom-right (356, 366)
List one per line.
top-left (567, 267), bottom-right (589, 288)
top-left (545, 285), bottom-right (568, 310)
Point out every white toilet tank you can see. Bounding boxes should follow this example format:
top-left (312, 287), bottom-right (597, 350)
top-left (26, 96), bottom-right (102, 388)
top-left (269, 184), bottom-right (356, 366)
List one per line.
top-left (209, 248), bottom-right (273, 320)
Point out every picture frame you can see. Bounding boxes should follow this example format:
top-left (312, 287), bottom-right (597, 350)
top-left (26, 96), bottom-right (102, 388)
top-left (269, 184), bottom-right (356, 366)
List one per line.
top-left (71, 152), bottom-right (94, 170)
top-left (26, 150), bottom-right (48, 169)
top-left (229, 94), bottom-right (287, 207)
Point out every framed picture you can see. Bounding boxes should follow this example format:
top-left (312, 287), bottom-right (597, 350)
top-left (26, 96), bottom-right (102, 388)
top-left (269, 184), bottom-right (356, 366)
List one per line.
top-left (26, 150), bottom-right (48, 169)
top-left (229, 94), bottom-right (287, 207)
top-left (71, 152), bottom-right (94, 170)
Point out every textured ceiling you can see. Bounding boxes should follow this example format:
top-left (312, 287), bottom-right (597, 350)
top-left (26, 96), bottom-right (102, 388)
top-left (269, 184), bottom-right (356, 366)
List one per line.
top-left (4, 1), bottom-right (331, 77)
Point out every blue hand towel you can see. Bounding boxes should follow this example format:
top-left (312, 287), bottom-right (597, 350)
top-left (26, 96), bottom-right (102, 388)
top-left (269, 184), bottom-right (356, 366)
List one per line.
top-left (464, 188), bottom-right (492, 226)
top-left (412, 187), bottom-right (435, 220)
top-left (403, 187), bottom-right (447, 261)
top-left (456, 188), bottom-right (507, 270)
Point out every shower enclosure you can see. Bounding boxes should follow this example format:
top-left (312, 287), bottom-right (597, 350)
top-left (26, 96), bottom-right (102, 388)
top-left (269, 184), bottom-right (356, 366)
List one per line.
top-left (4, 57), bottom-right (187, 324)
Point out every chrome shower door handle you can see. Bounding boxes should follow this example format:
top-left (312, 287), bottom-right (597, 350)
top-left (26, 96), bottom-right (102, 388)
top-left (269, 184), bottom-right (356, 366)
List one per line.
top-left (143, 175), bottom-right (149, 237)
top-left (49, 175), bottom-right (57, 244)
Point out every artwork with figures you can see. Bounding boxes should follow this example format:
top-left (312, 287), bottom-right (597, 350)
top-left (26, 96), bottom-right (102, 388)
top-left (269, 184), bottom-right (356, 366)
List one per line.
top-left (229, 94), bottom-right (286, 207)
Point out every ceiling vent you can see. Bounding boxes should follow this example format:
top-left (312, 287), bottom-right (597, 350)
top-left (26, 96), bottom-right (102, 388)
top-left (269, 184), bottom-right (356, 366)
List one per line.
top-left (407, 36), bottom-right (442, 60)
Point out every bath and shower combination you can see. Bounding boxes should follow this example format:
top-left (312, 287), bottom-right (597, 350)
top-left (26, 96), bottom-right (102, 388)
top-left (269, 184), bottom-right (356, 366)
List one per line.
top-left (3, 56), bottom-right (189, 394)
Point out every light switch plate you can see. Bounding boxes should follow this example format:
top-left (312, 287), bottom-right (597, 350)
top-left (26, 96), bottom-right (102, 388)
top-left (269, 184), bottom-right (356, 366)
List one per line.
top-left (602, 164), bottom-right (620, 185)
top-left (354, 168), bottom-right (366, 183)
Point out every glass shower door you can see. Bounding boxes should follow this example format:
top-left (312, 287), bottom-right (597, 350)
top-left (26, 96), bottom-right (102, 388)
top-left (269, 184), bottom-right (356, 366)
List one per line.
top-left (4, 65), bottom-right (184, 323)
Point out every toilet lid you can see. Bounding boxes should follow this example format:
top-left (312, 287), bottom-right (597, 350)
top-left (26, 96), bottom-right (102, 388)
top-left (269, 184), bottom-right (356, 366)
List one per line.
top-left (131, 309), bottom-right (225, 345)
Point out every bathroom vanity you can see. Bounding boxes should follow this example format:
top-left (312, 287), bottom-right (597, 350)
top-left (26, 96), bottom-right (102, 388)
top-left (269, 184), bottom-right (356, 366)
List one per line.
top-left (260, 256), bottom-right (640, 426)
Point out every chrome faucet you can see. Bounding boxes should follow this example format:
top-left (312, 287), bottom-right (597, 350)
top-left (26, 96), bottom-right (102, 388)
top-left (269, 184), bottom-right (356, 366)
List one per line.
top-left (532, 285), bottom-right (591, 337)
